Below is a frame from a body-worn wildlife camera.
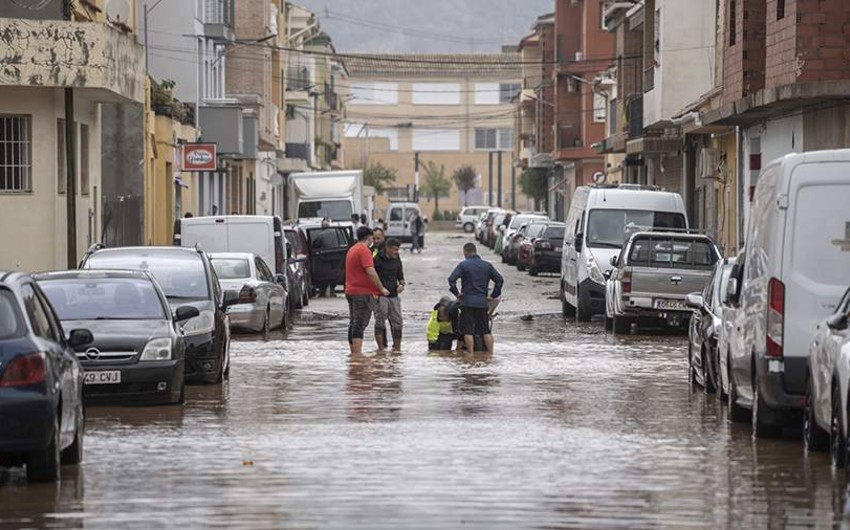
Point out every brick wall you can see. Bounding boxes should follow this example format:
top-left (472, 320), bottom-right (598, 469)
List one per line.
top-left (723, 0), bottom-right (766, 104)
top-left (540, 23), bottom-right (556, 155)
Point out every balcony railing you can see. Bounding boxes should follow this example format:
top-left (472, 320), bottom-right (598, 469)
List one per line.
top-left (285, 143), bottom-right (311, 161)
top-left (557, 125), bottom-right (582, 149)
top-left (628, 96), bottom-right (643, 138)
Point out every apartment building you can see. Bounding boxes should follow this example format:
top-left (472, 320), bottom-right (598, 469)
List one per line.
top-left (0, 0), bottom-right (144, 270)
top-left (342, 52), bottom-right (526, 218)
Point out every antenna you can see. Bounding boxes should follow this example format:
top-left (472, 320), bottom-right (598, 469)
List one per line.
top-left (105, 0), bottom-right (131, 24)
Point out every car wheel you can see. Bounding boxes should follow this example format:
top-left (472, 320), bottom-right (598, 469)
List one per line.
top-left (714, 347), bottom-right (727, 402)
top-left (803, 376), bottom-right (829, 452)
top-left (60, 404), bottom-right (83, 465)
top-left (27, 414), bottom-right (60, 482)
top-left (561, 284), bottom-right (576, 318)
top-left (604, 316), bottom-right (613, 331)
top-left (517, 261), bottom-right (526, 272)
top-left (727, 352), bottom-right (750, 423)
top-left (612, 316), bottom-right (631, 335)
top-left (702, 347), bottom-right (716, 394)
top-left (464, 223), bottom-right (474, 233)
top-left (262, 308), bottom-right (270, 341)
top-left (752, 376), bottom-right (782, 439)
top-left (576, 290), bottom-right (592, 322)
top-left (302, 282), bottom-right (310, 306)
top-left (831, 385), bottom-right (847, 468)
top-left (177, 383), bottom-right (185, 405)
top-left (529, 264), bottom-right (539, 277)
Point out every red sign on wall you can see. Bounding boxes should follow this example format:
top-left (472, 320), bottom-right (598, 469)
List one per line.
top-left (182, 143), bottom-right (217, 172)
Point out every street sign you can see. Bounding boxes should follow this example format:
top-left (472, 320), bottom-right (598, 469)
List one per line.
top-left (591, 171), bottom-right (606, 184)
top-left (182, 143), bottom-right (217, 172)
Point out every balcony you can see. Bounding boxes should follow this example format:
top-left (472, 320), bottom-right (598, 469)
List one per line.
top-left (285, 143), bottom-right (311, 161)
top-left (627, 96), bottom-right (644, 138)
top-left (286, 66), bottom-right (312, 93)
top-left (204, 0), bottom-right (235, 42)
top-left (0, 18), bottom-right (144, 104)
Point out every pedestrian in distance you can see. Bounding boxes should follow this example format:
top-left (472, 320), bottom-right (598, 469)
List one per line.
top-left (345, 226), bottom-right (390, 355)
top-left (373, 238), bottom-right (405, 352)
top-left (371, 227), bottom-right (386, 257)
top-left (448, 242), bottom-right (504, 354)
top-left (410, 211), bottom-right (424, 253)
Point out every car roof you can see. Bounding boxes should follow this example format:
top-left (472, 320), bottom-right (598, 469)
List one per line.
top-left (89, 246), bottom-right (204, 258)
top-left (0, 271), bottom-right (28, 285)
top-left (33, 269), bottom-right (154, 281)
top-left (209, 252), bottom-right (256, 260)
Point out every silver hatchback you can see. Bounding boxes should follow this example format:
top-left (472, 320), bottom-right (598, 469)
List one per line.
top-left (210, 253), bottom-right (289, 334)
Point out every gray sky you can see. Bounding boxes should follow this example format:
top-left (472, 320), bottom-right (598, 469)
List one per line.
top-left (295, 0), bottom-right (553, 53)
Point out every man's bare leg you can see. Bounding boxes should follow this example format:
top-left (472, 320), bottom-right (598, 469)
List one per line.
top-left (464, 334), bottom-right (475, 353)
top-left (483, 334), bottom-right (494, 354)
top-left (351, 338), bottom-right (364, 355)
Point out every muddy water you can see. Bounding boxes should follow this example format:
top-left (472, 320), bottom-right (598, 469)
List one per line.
top-left (0, 234), bottom-right (846, 528)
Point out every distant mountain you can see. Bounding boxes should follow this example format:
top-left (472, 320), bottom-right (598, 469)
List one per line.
top-left (296, 0), bottom-right (553, 53)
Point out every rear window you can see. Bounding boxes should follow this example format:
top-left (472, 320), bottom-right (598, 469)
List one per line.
top-left (211, 258), bottom-right (252, 280)
top-left (0, 289), bottom-right (24, 339)
top-left (628, 237), bottom-right (718, 269)
top-left (544, 226), bottom-right (566, 239)
top-left (85, 251), bottom-right (209, 300)
top-left (39, 278), bottom-right (167, 321)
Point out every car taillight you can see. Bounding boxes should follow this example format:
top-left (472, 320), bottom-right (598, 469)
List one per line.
top-left (766, 277), bottom-right (785, 359)
top-left (622, 271), bottom-right (632, 294)
top-left (239, 285), bottom-right (258, 304)
top-left (0, 353), bottom-right (46, 387)
top-left (534, 240), bottom-right (552, 250)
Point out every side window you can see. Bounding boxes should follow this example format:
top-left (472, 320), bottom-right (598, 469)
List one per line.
top-left (256, 258), bottom-right (273, 281)
top-left (21, 284), bottom-right (58, 342)
top-left (207, 260), bottom-right (222, 301)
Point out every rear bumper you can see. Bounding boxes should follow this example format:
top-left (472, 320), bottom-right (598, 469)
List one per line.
top-left (228, 304), bottom-right (264, 332)
top-left (0, 390), bottom-right (55, 453)
top-left (82, 360), bottom-right (183, 405)
top-left (755, 355), bottom-right (806, 420)
top-left (579, 279), bottom-right (606, 315)
top-left (533, 253), bottom-right (561, 272)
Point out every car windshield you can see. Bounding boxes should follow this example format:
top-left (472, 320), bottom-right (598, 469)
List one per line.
top-left (86, 252), bottom-right (209, 300)
top-left (211, 258), bottom-right (252, 280)
top-left (298, 201), bottom-right (352, 223)
top-left (0, 289), bottom-right (24, 339)
top-left (586, 209), bottom-right (687, 249)
top-left (39, 278), bottom-right (167, 321)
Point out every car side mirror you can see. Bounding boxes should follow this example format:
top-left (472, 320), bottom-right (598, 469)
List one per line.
top-left (575, 233), bottom-right (584, 253)
top-left (609, 256), bottom-right (618, 267)
top-left (685, 293), bottom-right (704, 309)
top-left (175, 306), bottom-right (200, 322)
top-left (68, 329), bottom-right (94, 348)
top-left (827, 313), bottom-right (849, 331)
top-left (725, 278), bottom-right (739, 305)
top-left (223, 289), bottom-right (240, 309)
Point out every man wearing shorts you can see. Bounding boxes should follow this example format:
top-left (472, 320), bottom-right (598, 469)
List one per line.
top-left (373, 238), bottom-right (405, 352)
top-left (447, 242), bottom-right (504, 354)
top-left (345, 226), bottom-right (390, 354)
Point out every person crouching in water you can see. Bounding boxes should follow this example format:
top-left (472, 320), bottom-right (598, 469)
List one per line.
top-left (427, 296), bottom-right (460, 351)
top-left (374, 238), bottom-right (405, 352)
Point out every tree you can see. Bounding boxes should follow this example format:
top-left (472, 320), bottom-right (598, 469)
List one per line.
top-left (519, 168), bottom-right (549, 211)
top-left (420, 161), bottom-right (451, 216)
top-left (363, 162), bottom-right (397, 194)
top-left (452, 165), bottom-right (477, 206)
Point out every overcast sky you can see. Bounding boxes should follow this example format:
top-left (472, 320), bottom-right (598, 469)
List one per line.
top-left (295, 0), bottom-right (554, 53)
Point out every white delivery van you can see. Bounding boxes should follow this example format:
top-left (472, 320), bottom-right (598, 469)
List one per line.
top-left (173, 216), bottom-right (288, 275)
top-left (384, 202), bottom-right (423, 243)
top-left (560, 184), bottom-right (688, 321)
top-left (289, 170), bottom-right (363, 223)
top-left (727, 149), bottom-right (850, 437)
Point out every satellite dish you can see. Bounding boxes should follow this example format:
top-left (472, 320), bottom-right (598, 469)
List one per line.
top-left (592, 171), bottom-right (607, 185)
top-left (105, 0), bottom-right (131, 24)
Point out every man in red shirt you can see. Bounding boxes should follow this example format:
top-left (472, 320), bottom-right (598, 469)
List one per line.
top-left (346, 226), bottom-right (390, 354)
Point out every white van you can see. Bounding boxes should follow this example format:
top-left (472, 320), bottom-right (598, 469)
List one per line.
top-left (384, 202), bottom-right (423, 243)
top-left (560, 184), bottom-right (688, 321)
top-left (173, 216), bottom-right (288, 275)
top-left (727, 150), bottom-right (850, 437)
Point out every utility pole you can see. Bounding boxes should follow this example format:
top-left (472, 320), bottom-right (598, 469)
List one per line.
top-left (511, 159), bottom-right (516, 210)
top-left (414, 151), bottom-right (420, 202)
top-left (488, 152), bottom-right (493, 206)
top-left (65, 88), bottom-right (77, 268)
top-left (497, 151), bottom-right (503, 208)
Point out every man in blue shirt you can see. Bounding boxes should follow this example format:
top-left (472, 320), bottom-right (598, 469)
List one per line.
top-left (448, 242), bottom-right (504, 354)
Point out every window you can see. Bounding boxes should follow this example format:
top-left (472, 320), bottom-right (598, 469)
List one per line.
top-left (80, 123), bottom-right (89, 196)
top-left (729, 0), bottom-right (737, 46)
top-left (350, 82), bottom-right (399, 105)
top-left (343, 123), bottom-right (399, 151)
top-left (0, 115), bottom-right (32, 192)
top-left (499, 83), bottom-right (521, 104)
top-left (474, 128), bottom-right (513, 150)
top-left (475, 83), bottom-right (520, 105)
top-left (412, 129), bottom-right (461, 151)
top-left (593, 93), bottom-right (607, 123)
top-left (21, 284), bottom-right (54, 341)
top-left (412, 83), bottom-right (461, 105)
top-left (777, 0), bottom-right (785, 19)
top-left (85, 251), bottom-right (210, 300)
top-left (57, 119), bottom-right (66, 194)
top-left (385, 187), bottom-right (409, 201)
top-left (39, 278), bottom-right (168, 321)
top-left (212, 258), bottom-right (252, 279)
top-left (255, 257), bottom-right (274, 282)
top-left (0, 289), bottom-right (24, 339)
top-left (654, 8), bottom-right (661, 62)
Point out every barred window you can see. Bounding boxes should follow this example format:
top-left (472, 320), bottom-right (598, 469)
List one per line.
top-left (0, 115), bottom-right (32, 192)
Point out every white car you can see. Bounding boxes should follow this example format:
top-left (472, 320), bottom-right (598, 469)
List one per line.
top-left (729, 149), bottom-right (850, 438)
top-left (832, 340), bottom-right (850, 480)
top-left (718, 250), bottom-right (747, 416)
top-left (804, 285), bottom-right (850, 462)
top-left (456, 206), bottom-right (489, 233)
top-left (499, 213), bottom-right (548, 260)
top-left (209, 253), bottom-right (289, 334)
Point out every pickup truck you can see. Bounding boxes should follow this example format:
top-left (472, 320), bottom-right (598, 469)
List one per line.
top-left (604, 232), bottom-right (721, 334)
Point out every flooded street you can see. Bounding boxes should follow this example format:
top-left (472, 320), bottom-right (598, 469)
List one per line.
top-left (1, 232), bottom-right (847, 528)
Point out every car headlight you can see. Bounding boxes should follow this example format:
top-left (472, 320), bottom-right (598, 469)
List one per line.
top-left (140, 338), bottom-right (172, 361)
top-left (182, 310), bottom-right (215, 337)
top-left (586, 254), bottom-right (605, 285)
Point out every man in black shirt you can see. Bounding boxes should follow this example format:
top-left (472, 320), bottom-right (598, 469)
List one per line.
top-left (374, 238), bottom-right (405, 352)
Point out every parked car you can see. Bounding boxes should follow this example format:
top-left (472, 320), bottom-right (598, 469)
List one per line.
top-left (301, 220), bottom-right (354, 296)
top-left (830, 340), bottom-right (850, 477)
top-left (35, 270), bottom-right (198, 405)
top-left (729, 150), bottom-right (850, 438)
top-left (605, 231), bottom-right (720, 334)
top-left (526, 222), bottom-right (566, 276)
top-left (475, 212), bottom-right (489, 243)
top-left (457, 206), bottom-right (489, 233)
top-left (500, 213), bottom-right (548, 262)
top-left (487, 213), bottom-right (508, 249)
top-left (517, 223), bottom-right (547, 271)
top-left (477, 210), bottom-right (502, 243)
top-left (504, 223), bottom-right (530, 265)
top-left (561, 184), bottom-right (688, 322)
top-left (685, 258), bottom-right (736, 393)
top-left (0, 271), bottom-right (93, 482)
top-left (283, 224), bottom-right (312, 309)
top-left (81, 246), bottom-right (238, 385)
top-left (804, 285), bottom-right (850, 458)
top-left (210, 253), bottom-right (288, 334)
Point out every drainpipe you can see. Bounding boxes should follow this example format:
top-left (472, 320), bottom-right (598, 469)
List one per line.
top-left (65, 88), bottom-right (77, 268)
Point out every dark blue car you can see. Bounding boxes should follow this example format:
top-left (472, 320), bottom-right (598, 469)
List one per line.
top-left (0, 271), bottom-right (93, 482)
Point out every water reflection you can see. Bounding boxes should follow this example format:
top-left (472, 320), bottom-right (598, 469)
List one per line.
top-left (346, 351), bottom-right (403, 422)
top-left (0, 465), bottom-right (84, 528)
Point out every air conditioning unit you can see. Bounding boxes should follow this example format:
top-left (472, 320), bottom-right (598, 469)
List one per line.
top-left (698, 148), bottom-right (721, 180)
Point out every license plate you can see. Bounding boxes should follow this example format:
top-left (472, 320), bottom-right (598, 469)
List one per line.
top-left (84, 370), bottom-right (121, 385)
top-left (655, 299), bottom-right (687, 310)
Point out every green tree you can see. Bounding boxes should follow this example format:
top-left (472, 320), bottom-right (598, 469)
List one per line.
top-left (452, 165), bottom-right (477, 206)
top-left (519, 168), bottom-right (549, 211)
top-left (363, 162), bottom-right (397, 194)
top-left (420, 161), bottom-right (451, 216)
